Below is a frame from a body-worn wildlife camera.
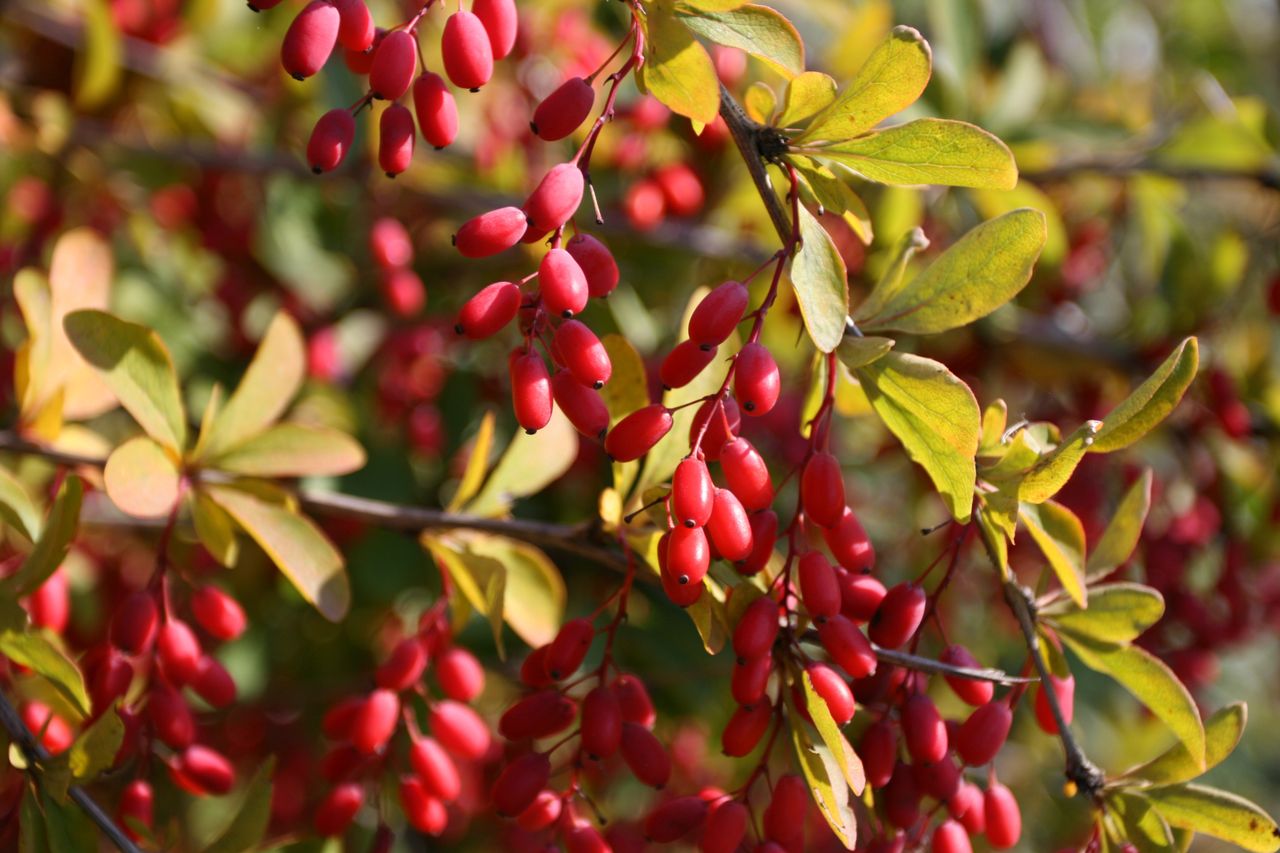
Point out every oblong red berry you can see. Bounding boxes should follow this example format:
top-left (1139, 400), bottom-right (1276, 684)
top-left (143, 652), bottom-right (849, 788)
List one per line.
top-left (660, 339), bottom-right (717, 390)
top-left (554, 320), bottom-right (610, 387)
top-left (149, 684), bottom-right (194, 749)
top-left (471, 0), bottom-right (517, 59)
top-left (435, 647), bottom-right (484, 702)
top-left (315, 782), bottom-right (363, 835)
top-left (919, 756), bottom-right (962, 802)
top-left (806, 662), bottom-right (856, 724)
top-left (737, 509), bottom-right (777, 575)
top-left (950, 782), bottom-right (986, 834)
top-left (707, 488), bottom-right (752, 561)
top-left (763, 774), bottom-right (807, 844)
top-left (666, 525), bottom-right (709, 586)
top-left (643, 795), bottom-right (707, 843)
top-left (441, 11), bottom-right (494, 91)
top-left (343, 27), bottom-right (383, 74)
top-left (88, 646), bottom-right (134, 710)
top-left (281, 0), bottom-right (339, 81)
top-left (869, 582), bottom-right (927, 649)
top-left (733, 343), bottom-right (779, 415)
top-left (689, 396), bottom-right (740, 461)
top-left (566, 233), bottom-right (619, 298)
top-left (621, 722), bottom-right (670, 787)
top-left (410, 736), bottom-right (461, 801)
top-left (157, 619), bottom-right (202, 685)
top-left (551, 370), bottom-right (609, 439)
top-left (118, 780), bottom-right (153, 841)
top-left (376, 637), bottom-right (428, 692)
top-left (902, 693), bottom-right (948, 764)
top-left (841, 572), bottom-right (886, 622)
top-left (661, 562), bottom-right (703, 606)
top-left (524, 163), bottom-right (584, 232)
top-left (625, 178), bottom-right (665, 230)
top-left (719, 437), bottom-right (772, 512)
top-left (191, 656), bottom-right (237, 708)
top-left (455, 207), bottom-right (527, 258)
top-left (517, 790), bottom-right (562, 832)
top-left (940, 645), bottom-right (994, 706)
top-left (884, 762), bottom-right (920, 829)
top-left (27, 570), bottom-right (68, 633)
top-left (731, 653), bottom-right (772, 706)
top-left (688, 281), bottom-right (748, 346)
top-left (412, 72), bottom-right (458, 149)
top-left (654, 163), bottom-right (705, 217)
top-left (428, 700), bottom-right (490, 759)
top-left (955, 700), bottom-right (1012, 767)
top-left (400, 776), bottom-right (448, 834)
top-left (369, 216), bottom-right (411, 267)
top-left (859, 718), bottom-right (897, 789)
top-left (510, 350), bottom-right (553, 434)
top-left (613, 675), bottom-right (656, 728)
top-left (351, 689), bottom-right (399, 754)
top-left (456, 281), bottom-right (520, 338)
top-left (190, 585), bottom-right (247, 641)
top-left (370, 30), bottom-right (417, 100)
top-left (545, 618), bottom-right (594, 679)
top-left (532, 77), bottom-right (595, 141)
top-left (179, 745), bottom-right (235, 796)
top-left (580, 685), bottom-right (622, 759)
top-left (818, 614), bottom-right (877, 679)
top-left (824, 507), bottom-right (875, 572)
top-left (539, 248), bottom-right (589, 317)
top-left (307, 109), bottom-right (356, 174)
top-left (499, 690), bottom-right (577, 741)
top-left (800, 452), bottom-right (845, 528)
top-left (672, 458), bottom-right (714, 528)
top-left (332, 0), bottom-right (374, 52)
top-left (605, 404), bottom-right (672, 462)
top-left (378, 103), bottom-right (416, 177)
top-left (111, 591), bottom-right (159, 654)
top-left (382, 267), bottom-right (425, 316)
top-left (932, 819), bottom-right (973, 853)
top-left (984, 781), bottom-right (1022, 849)
top-left (733, 596), bottom-right (779, 661)
top-left (798, 552), bottom-right (840, 621)
top-left (1034, 673), bottom-right (1075, 734)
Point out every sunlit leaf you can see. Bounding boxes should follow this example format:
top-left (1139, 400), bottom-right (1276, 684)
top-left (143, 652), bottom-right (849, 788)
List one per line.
top-left (67, 707), bottom-right (123, 783)
top-left (1091, 339), bottom-right (1199, 454)
top-left (809, 119), bottom-right (1018, 189)
top-left (744, 81), bottom-right (777, 123)
top-left (1122, 703), bottom-right (1247, 787)
top-left (791, 724), bottom-right (857, 848)
top-left (1020, 500), bottom-right (1087, 608)
top-left (638, 0), bottom-right (721, 125)
top-left (204, 758), bottom-right (276, 853)
top-left (790, 158), bottom-right (874, 244)
top-left (791, 204), bottom-right (850, 353)
top-left (210, 424), bottom-right (365, 478)
top-left (801, 672), bottom-right (865, 795)
top-left (1042, 583), bottom-right (1165, 646)
top-left (0, 468), bottom-right (41, 543)
top-left (679, 4), bottom-right (804, 79)
top-left (466, 409), bottom-right (578, 517)
top-left (103, 437), bottom-right (181, 520)
top-left (1017, 421), bottom-right (1101, 504)
top-left (837, 336), bottom-right (893, 371)
top-left (777, 72), bottom-right (837, 127)
top-left (1111, 791), bottom-right (1177, 853)
top-left (191, 490), bottom-right (240, 568)
top-left (0, 630), bottom-right (91, 718)
top-left (1144, 784), bottom-right (1279, 853)
top-left (449, 412), bottom-right (497, 511)
top-left (5, 478), bottom-right (82, 597)
top-left (46, 229), bottom-right (116, 421)
top-left (75, 0), bottom-right (122, 109)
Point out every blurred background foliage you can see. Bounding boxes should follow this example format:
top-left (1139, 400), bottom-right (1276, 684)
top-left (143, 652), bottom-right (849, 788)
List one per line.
top-left (1, 0), bottom-right (1277, 849)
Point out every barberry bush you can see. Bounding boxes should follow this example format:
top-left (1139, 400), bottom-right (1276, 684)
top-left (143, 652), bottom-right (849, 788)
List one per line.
top-left (1, 0), bottom-right (1278, 851)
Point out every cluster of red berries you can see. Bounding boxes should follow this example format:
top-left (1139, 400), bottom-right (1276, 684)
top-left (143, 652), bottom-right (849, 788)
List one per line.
top-left (370, 216), bottom-right (426, 317)
top-left (315, 607), bottom-right (489, 837)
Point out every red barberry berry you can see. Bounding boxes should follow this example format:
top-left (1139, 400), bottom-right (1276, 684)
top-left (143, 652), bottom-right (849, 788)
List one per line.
top-left (442, 11), bottom-right (494, 91)
top-left (412, 72), bottom-right (458, 149)
top-left (605, 404), bottom-right (673, 462)
top-left (532, 77), bottom-right (595, 141)
top-left (800, 452), bottom-right (845, 528)
top-left (370, 30), bottom-right (417, 100)
top-left (733, 343), bottom-right (780, 415)
top-left (307, 109), bottom-right (356, 174)
top-left (566, 233), bottom-right (619, 298)
top-left (281, 0), bottom-right (339, 81)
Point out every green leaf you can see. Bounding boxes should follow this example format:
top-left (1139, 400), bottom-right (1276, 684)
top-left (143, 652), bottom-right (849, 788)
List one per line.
top-left (980, 400), bottom-right (1009, 453)
top-left (777, 72), bottom-right (837, 127)
top-left (202, 312), bottom-right (306, 459)
top-left (0, 630), bottom-right (91, 718)
top-left (1017, 421), bottom-right (1101, 504)
top-left (800, 671), bottom-right (866, 795)
top-left (0, 468), bottom-right (42, 543)
top-left (683, 582), bottom-right (729, 655)
top-left (1091, 339), bottom-right (1199, 454)
top-left (798, 25), bottom-right (931, 144)
top-left (204, 758), bottom-right (276, 853)
top-left (790, 158), bottom-right (874, 244)
top-left (205, 486), bottom-right (349, 622)
top-left (210, 424), bottom-right (365, 478)
top-left (103, 436), bottom-right (181, 520)
top-left (63, 310), bottom-right (187, 452)
top-left (4, 478), bottom-right (82, 597)
top-left (67, 707), bottom-right (124, 783)
top-left (75, 0), bottom-right (122, 109)
top-left (448, 412), bottom-right (497, 512)
top-left (191, 490), bottom-right (240, 568)
top-left (856, 209), bottom-right (1045, 334)
top-left (1020, 500), bottom-right (1087, 608)
top-left (1087, 470), bottom-right (1154, 578)
top-left (27, 784), bottom-right (97, 852)
top-left (678, 4), bottom-right (804, 79)
top-left (1122, 703), bottom-right (1247, 787)
top-left (837, 336), bottom-right (894, 371)
top-left (1111, 791), bottom-right (1177, 853)
top-left (743, 81), bottom-right (777, 124)
top-left (1064, 635), bottom-right (1205, 769)
top-left (639, 0), bottom-right (721, 125)
top-left (676, 0), bottom-right (747, 10)
top-left (791, 204), bottom-right (850, 353)
top-left (791, 722), bottom-right (857, 848)
top-left (1043, 583), bottom-right (1165, 646)
top-left (857, 352), bottom-right (979, 521)
top-left (1144, 784), bottom-right (1279, 852)
top-left (466, 410), bottom-right (578, 517)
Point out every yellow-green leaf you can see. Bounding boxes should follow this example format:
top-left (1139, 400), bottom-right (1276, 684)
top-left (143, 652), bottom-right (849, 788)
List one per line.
top-left (449, 412), bottom-right (497, 511)
top-left (679, 5), bottom-right (804, 79)
top-left (1020, 500), bottom-right (1087, 607)
top-left (744, 81), bottom-right (777, 124)
top-left (801, 671), bottom-right (866, 795)
top-left (191, 490), bottom-right (240, 568)
top-left (810, 118), bottom-right (1018, 190)
top-left (979, 400), bottom-right (1009, 453)
top-left (1122, 703), bottom-right (1247, 787)
top-left (1091, 339), bottom-right (1200, 454)
top-left (75, 0), bottom-right (122, 109)
top-left (206, 486), bottom-right (349, 621)
top-left (1017, 421), bottom-right (1101, 504)
top-left (684, 582), bottom-right (730, 654)
top-left (1111, 791), bottom-right (1177, 853)
top-left (857, 209), bottom-right (1044, 334)
top-left (63, 310), bottom-right (187, 451)
top-left (1144, 784), bottom-right (1279, 853)
top-left (203, 312), bottom-right (306, 459)
top-left (791, 723), bottom-right (857, 848)
top-left (0, 630), bottom-right (91, 718)
top-left (5, 478), bottom-right (82, 597)
top-left (790, 158), bottom-right (874, 244)
top-left (676, 0), bottom-right (748, 10)
top-left (47, 229), bottom-right (116, 422)
top-left (67, 707), bottom-right (123, 783)
top-left (799, 25), bottom-right (931, 144)
top-left (210, 424), bottom-right (365, 478)
top-left (204, 757), bottom-right (276, 853)
top-left (1042, 583), bottom-right (1164, 646)
top-left (837, 336), bottom-right (893, 371)
top-left (1087, 470), bottom-right (1153, 578)
top-left (791, 204), bottom-right (850, 353)
top-left (0, 468), bottom-right (41, 543)
top-left (857, 352), bottom-right (979, 521)
top-left (777, 72), bottom-right (837, 127)
top-left (639, 1), bottom-right (721, 125)
top-left (466, 410), bottom-right (578, 517)
top-left (103, 437), bottom-right (181, 520)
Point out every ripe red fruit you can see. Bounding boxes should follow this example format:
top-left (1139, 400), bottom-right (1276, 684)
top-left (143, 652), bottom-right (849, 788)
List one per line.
top-left (351, 689), bottom-right (399, 754)
top-left (818, 614), bottom-right (877, 679)
top-left (605, 405), bottom-right (673, 462)
top-left (539, 248), bottom-right (589, 317)
top-left (566, 233), bottom-right (619, 298)
top-left (370, 30), bottom-right (417, 100)
top-left (643, 796), bottom-right (708, 842)
top-left (949, 781), bottom-right (986, 833)
top-left (689, 396), bottom-right (740, 461)
top-left (524, 163), bottom-right (584, 232)
top-left (653, 163), bottom-right (705, 218)
top-left (112, 591), bottom-right (159, 654)
top-left (551, 370), bottom-right (610, 438)
top-left (546, 618), bottom-right (594, 679)
top-left (322, 696), bottom-right (364, 740)
top-left (190, 585), bottom-right (247, 642)
top-left (869, 582), bottom-right (927, 648)
top-left (410, 736), bottom-right (461, 801)
top-left (307, 109), bottom-right (356, 174)
top-left (956, 700), bottom-right (1012, 766)
top-left (581, 685), bottom-right (623, 758)
top-left (932, 819), bottom-right (973, 853)
top-left (381, 268), bottom-right (425, 316)
top-left (533, 77), bottom-right (595, 141)
top-left (471, 0), bottom-right (517, 59)
top-left (941, 645), bottom-right (994, 705)
top-left (660, 339), bottom-right (717, 390)
top-left (858, 718), bottom-right (897, 788)
top-left (798, 552), bottom-right (840, 621)
top-left (315, 782), bottom-right (364, 835)
top-left (721, 701), bottom-right (771, 756)
top-left (442, 11), bottom-right (494, 91)
top-left (840, 572), bottom-right (886, 622)
top-left (178, 745), bottom-right (235, 796)
top-left (672, 458), bottom-right (714, 528)
top-left (22, 702), bottom-right (72, 753)
top-left (762, 774), bottom-right (807, 845)
top-left (666, 525), bottom-right (710, 586)
top-left (701, 800), bottom-right (748, 853)
top-left (984, 780), bottom-right (1022, 849)
top-left (732, 343), bottom-right (780, 415)
top-left (613, 675), bottom-right (656, 728)
top-left (737, 509), bottom-right (778, 575)
top-left (412, 72), bottom-right (458, 149)
top-left (624, 178), bottom-right (665, 231)
top-left (456, 281), bottom-right (521, 338)
top-left (731, 653), bottom-right (772, 706)
top-left (824, 507), bottom-right (875, 572)
top-left (806, 661), bottom-right (856, 724)
top-left (902, 693), bottom-right (948, 764)
top-left (343, 27), bottom-right (383, 74)
top-left (884, 762), bottom-right (921, 829)
top-left (399, 776), bottom-right (448, 834)
top-left (88, 646), bottom-right (134, 710)
top-left (733, 596), bottom-right (779, 661)
top-left (510, 350), bottom-right (553, 434)
top-left (689, 281), bottom-right (749, 346)
top-left (1034, 673), bottom-right (1075, 733)
top-left (428, 701), bottom-right (490, 759)
top-left (661, 561), bottom-right (704, 606)
top-left (118, 780), bottom-right (153, 841)
top-left (621, 721), bottom-right (670, 787)
top-left (570, 822), bottom-right (614, 853)
top-left (707, 488), bottom-right (753, 561)
top-left (517, 789), bottom-right (562, 831)
top-left (281, 0), bottom-right (339, 81)
top-left (191, 656), bottom-right (237, 708)
top-left (554, 320), bottom-right (610, 388)
top-left (331, 0), bottom-right (374, 52)
top-left (435, 647), bottom-right (484, 702)
top-left (157, 619), bottom-right (202, 685)
top-left (800, 452), bottom-right (845, 528)
top-left (376, 638), bottom-right (428, 692)
top-left (499, 690), bottom-right (577, 740)
top-left (454, 207), bottom-right (527, 258)
top-left (719, 437), bottom-right (772, 511)
top-left (378, 103), bottom-right (416, 177)
top-left (27, 569), bottom-right (68, 633)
